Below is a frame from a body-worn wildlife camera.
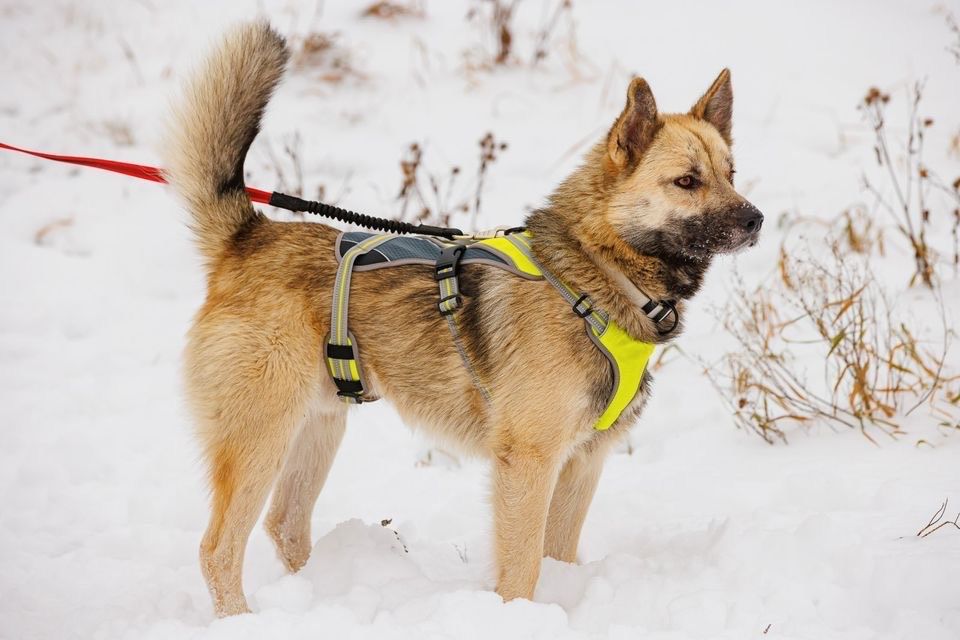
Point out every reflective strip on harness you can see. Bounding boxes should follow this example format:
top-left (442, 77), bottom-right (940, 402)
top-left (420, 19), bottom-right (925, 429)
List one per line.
top-left (328, 234), bottom-right (395, 402)
top-left (503, 232), bottom-right (654, 430)
top-left (504, 233), bottom-right (607, 333)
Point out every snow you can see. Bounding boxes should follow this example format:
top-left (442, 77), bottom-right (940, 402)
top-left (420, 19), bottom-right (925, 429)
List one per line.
top-left (1, 0), bottom-right (959, 638)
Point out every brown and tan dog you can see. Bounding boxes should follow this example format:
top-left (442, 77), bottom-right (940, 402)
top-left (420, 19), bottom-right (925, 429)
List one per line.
top-left (163, 23), bottom-right (762, 617)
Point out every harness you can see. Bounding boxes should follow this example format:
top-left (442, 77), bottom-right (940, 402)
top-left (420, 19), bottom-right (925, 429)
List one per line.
top-left (326, 229), bottom-right (677, 430)
top-left (0, 142), bottom-right (678, 430)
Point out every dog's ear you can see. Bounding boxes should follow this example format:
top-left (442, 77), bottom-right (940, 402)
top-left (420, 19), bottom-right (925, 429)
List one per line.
top-left (690, 68), bottom-right (733, 144)
top-left (607, 77), bottom-right (660, 171)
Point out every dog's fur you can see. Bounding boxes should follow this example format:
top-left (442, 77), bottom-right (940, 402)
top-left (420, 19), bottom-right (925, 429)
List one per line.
top-left (163, 23), bottom-right (763, 617)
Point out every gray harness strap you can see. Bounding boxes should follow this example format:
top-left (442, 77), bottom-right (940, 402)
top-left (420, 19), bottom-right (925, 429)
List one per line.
top-left (505, 232), bottom-right (678, 332)
top-left (434, 244), bottom-right (492, 403)
top-left (504, 233), bottom-right (609, 335)
top-left (327, 233), bottom-right (395, 403)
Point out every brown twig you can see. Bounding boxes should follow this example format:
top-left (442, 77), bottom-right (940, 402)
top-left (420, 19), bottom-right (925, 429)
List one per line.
top-left (916, 499), bottom-right (960, 537)
top-left (859, 84), bottom-right (937, 287)
top-left (395, 134), bottom-right (507, 231)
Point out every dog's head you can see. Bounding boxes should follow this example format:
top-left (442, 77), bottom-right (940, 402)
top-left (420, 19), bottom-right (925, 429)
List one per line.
top-left (601, 70), bottom-right (762, 262)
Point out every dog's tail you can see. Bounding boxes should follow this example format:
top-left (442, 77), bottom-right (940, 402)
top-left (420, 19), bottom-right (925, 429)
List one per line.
top-left (163, 22), bottom-right (289, 264)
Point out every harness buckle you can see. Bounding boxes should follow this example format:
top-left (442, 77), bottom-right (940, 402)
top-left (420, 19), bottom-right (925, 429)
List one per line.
top-left (435, 244), bottom-right (466, 281)
top-left (436, 244), bottom-right (467, 316)
top-left (572, 293), bottom-right (594, 318)
top-left (336, 391), bottom-right (364, 404)
top-left (438, 293), bottom-right (462, 315)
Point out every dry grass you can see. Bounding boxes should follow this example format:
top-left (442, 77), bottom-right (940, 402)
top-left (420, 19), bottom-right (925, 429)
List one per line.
top-left (466, 0), bottom-right (519, 66)
top-left (858, 84), bottom-right (960, 286)
top-left (96, 120), bottom-right (135, 147)
top-left (291, 31), bottom-right (365, 84)
top-left (530, 0), bottom-right (577, 66)
top-left (260, 131), bottom-right (349, 218)
top-left (34, 217), bottom-right (74, 246)
top-left (707, 68), bottom-right (960, 446)
top-left (946, 10), bottom-right (960, 64)
top-left (394, 133), bottom-right (508, 230)
top-left (263, 131), bottom-right (307, 198)
top-left (360, 1), bottom-right (425, 20)
top-left (705, 229), bottom-right (958, 445)
top-left (915, 499), bottom-right (960, 538)
top-left (463, 0), bottom-right (589, 77)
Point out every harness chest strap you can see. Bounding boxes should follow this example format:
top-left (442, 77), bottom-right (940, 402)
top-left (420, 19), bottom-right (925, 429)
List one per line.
top-left (500, 233), bottom-right (656, 430)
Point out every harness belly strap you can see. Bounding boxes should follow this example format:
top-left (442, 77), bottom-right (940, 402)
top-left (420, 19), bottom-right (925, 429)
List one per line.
top-left (327, 233), bottom-right (395, 403)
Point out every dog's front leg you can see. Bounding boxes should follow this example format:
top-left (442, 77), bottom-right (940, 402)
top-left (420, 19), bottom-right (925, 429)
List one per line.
top-left (543, 442), bottom-right (610, 562)
top-left (492, 433), bottom-right (563, 601)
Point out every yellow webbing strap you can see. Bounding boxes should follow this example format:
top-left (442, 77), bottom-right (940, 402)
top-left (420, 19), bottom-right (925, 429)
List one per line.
top-left (476, 234), bottom-right (543, 277)
top-left (589, 322), bottom-right (656, 430)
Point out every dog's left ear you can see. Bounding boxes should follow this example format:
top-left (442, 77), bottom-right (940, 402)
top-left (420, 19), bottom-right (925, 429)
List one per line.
top-left (690, 68), bottom-right (733, 145)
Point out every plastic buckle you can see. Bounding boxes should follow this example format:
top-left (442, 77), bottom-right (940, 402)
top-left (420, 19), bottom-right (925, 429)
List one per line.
top-left (438, 293), bottom-right (462, 316)
top-left (572, 293), bottom-right (594, 318)
top-left (435, 244), bottom-right (466, 281)
top-left (336, 391), bottom-right (364, 404)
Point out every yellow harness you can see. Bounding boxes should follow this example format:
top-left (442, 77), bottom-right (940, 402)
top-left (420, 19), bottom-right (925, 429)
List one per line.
top-left (327, 230), bottom-right (672, 430)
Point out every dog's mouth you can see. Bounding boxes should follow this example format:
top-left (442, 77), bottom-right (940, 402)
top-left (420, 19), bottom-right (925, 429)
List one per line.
top-left (626, 210), bottom-right (763, 262)
top-left (718, 224), bottom-right (762, 254)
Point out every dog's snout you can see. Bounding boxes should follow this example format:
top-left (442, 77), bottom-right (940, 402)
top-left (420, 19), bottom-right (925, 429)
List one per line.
top-left (735, 202), bottom-right (764, 233)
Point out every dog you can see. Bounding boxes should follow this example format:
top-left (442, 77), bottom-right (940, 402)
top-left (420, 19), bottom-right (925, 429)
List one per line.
top-left (163, 22), bottom-right (762, 617)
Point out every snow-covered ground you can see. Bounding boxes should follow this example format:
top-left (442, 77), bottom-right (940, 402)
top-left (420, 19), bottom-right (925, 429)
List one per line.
top-left (1, 1), bottom-right (959, 638)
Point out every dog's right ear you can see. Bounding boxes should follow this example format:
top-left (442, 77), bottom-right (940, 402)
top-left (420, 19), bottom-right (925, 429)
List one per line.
top-left (607, 77), bottom-right (660, 172)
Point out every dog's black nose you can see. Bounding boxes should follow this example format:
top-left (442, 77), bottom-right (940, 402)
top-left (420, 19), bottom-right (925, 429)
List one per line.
top-left (735, 202), bottom-right (764, 233)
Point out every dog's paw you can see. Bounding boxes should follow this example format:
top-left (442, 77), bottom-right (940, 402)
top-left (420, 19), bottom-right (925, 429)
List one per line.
top-left (265, 519), bottom-right (312, 573)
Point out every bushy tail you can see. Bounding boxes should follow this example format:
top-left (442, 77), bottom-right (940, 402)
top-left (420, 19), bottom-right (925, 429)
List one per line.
top-left (163, 22), bottom-right (289, 264)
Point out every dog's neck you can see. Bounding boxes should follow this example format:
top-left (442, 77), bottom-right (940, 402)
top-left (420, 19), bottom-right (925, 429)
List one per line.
top-left (525, 193), bottom-right (710, 343)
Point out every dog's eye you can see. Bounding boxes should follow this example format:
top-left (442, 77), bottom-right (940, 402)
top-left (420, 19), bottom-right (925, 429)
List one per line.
top-left (674, 175), bottom-right (699, 189)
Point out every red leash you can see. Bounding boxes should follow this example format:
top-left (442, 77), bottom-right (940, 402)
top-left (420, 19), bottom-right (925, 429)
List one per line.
top-left (0, 140), bottom-right (466, 237)
top-left (0, 140), bottom-right (273, 204)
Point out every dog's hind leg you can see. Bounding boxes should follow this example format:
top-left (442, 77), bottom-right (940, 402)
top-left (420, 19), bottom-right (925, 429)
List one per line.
top-left (198, 397), bottom-right (307, 617)
top-left (189, 321), bottom-right (321, 617)
top-left (542, 443), bottom-right (609, 563)
top-left (265, 409), bottom-right (347, 573)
